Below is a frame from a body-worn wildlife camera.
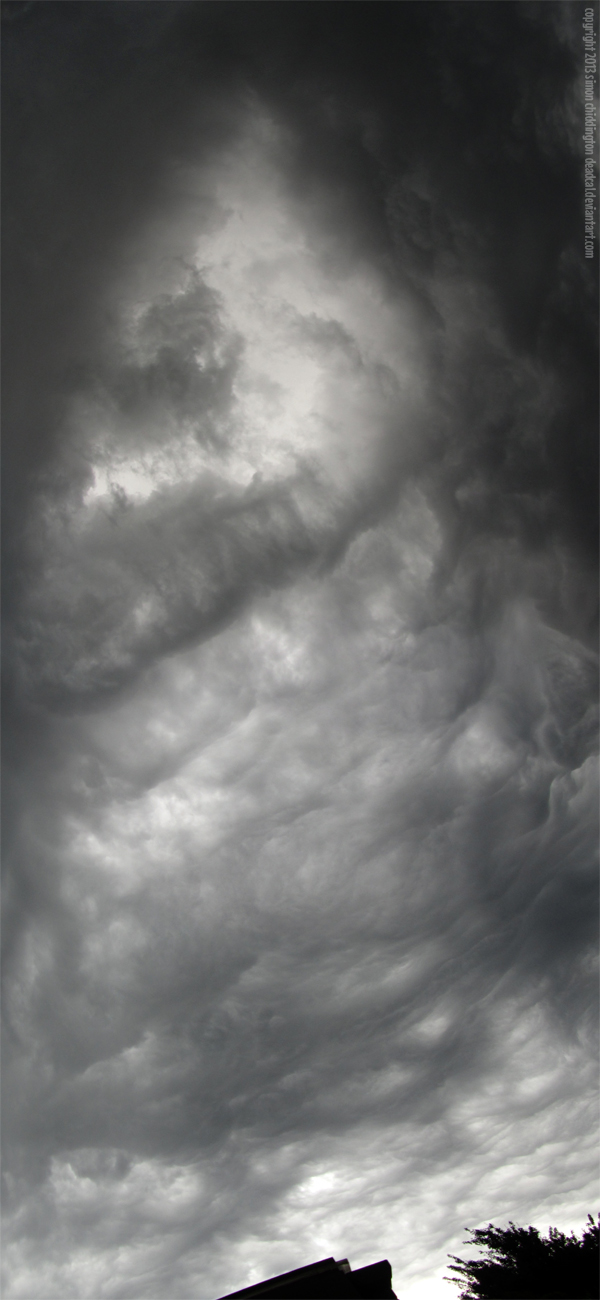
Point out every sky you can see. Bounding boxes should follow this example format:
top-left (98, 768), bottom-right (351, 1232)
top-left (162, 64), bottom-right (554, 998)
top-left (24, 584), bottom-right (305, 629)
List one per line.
top-left (2, 3), bottom-right (598, 1299)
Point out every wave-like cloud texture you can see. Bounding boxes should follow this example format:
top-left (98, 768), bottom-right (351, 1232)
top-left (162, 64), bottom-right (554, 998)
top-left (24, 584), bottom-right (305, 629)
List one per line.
top-left (3, 4), bottom-right (597, 1299)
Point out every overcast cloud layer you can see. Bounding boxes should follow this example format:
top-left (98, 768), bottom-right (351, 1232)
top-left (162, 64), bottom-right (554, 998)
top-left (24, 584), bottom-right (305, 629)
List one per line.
top-left (2, 5), bottom-right (598, 1299)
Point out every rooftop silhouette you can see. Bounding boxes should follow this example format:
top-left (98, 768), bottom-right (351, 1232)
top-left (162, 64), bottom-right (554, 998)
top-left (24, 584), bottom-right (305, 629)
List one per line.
top-left (216, 1256), bottom-right (397, 1299)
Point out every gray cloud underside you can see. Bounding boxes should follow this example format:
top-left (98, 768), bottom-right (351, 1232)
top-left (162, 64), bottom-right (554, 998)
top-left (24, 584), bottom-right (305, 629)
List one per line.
top-left (2, 4), bottom-right (598, 1299)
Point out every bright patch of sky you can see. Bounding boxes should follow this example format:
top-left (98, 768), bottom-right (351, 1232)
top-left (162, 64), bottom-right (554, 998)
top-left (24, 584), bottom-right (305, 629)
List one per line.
top-left (82, 111), bottom-right (421, 518)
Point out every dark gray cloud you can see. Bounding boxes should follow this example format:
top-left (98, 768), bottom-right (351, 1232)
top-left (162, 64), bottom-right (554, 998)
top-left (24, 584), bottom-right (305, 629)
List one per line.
top-left (2, 4), bottom-right (597, 1299)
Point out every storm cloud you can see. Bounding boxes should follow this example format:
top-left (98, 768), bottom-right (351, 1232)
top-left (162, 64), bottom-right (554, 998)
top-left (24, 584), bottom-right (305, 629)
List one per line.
top-left (2, 4), bottom-right (598, 1299)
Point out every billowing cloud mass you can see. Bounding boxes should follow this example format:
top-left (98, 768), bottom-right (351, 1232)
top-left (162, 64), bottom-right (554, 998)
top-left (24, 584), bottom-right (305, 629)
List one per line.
top-left (2, 4), bottom-right (598, 1299)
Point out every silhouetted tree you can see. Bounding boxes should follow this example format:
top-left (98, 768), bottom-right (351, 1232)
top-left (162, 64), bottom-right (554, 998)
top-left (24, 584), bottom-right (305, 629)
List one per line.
top-left (446, 1214), bottom-right (599, 1299)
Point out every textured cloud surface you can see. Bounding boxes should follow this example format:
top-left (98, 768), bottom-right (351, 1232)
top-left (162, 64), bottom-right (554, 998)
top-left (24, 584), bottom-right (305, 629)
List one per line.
top-left (2, 5), bottom-right (598, 1299)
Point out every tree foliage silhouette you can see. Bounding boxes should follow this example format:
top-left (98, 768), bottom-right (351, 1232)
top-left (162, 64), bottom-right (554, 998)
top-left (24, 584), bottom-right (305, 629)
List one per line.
top-left (446, 1214), bottom-right (599, 1299)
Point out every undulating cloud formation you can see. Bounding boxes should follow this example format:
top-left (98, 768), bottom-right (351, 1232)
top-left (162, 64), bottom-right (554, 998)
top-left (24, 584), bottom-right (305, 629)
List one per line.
top-left (2, 4), bottom-right (598, 1299)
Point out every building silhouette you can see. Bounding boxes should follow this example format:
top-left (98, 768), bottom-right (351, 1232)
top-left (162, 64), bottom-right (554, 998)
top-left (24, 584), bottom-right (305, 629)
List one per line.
top-left (217, 1255), bottom-right (397, 1298)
